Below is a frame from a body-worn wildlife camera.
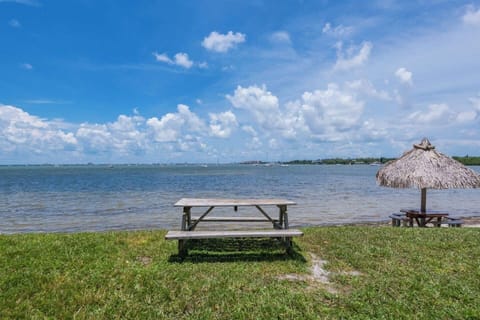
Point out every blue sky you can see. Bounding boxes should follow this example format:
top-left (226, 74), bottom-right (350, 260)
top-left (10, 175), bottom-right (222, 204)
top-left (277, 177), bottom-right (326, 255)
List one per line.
top-left (1, 0), bottom-right (480, 164)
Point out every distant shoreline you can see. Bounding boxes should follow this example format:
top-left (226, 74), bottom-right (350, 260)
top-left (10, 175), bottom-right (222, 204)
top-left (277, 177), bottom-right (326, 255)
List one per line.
top-left (2, 156), bottom-right (480, 167)
top-left (0, 156), bottom-right (480, 167)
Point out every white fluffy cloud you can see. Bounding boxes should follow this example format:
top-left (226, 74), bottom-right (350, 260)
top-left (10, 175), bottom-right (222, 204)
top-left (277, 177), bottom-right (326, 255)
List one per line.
top-left (395, 67), bottom-right (413, 85)
top-left (407, 102), bottom-right (479, 126)
top-left (202, 31), bottom-right (246, 53)
top-left (345, 79), bottom-right (391, 100)
top-left (153, 52), bottom-right (194, 69)
top-left (463, 5), bottom-right (480, 26)
top-left (465, 94), bottom-right (480, 122)
top-left (0, 104), bottom-right (77, 153)
top-left (334, 41), bottom-right (372, 71)
top-left (270, 31), bottom-right (291, 44)
top-left (147, 114), bottom-right (179, 142)
top-left (152, 52), bottom-right (171, 64)
top-left (147, 104), bottom-right (206, 142)
top-left (76, 124), bottom-right (113, 152)
top-left (358, 119), bottom-right (389, 142)
top-left (456, 110), bottom-right (477, 123)
top-left (242, 125), bottom-right (257, 136)
top-left (300, 83), bottom-right (365, 136)
top-left (173, 53), bottom-right (193, 68)
top-left (0, 103), bottom-right (220, 162)
top-left (76, 105), bottom-right (211, 157)
top-left (0, 103), bottom-right (236, 162)
top-left (469, 94), bottom-right (480, 111)
top-left (226, 85), bottom-right (303, 139)
top-left (322, 22), bottom-right (353, 38)
top-left (242, 125), bottom-right (262, 149)
top-left (227, 85), bottom-right (279, 112)
top-left (76, 113), bottom-right (147, 156)
top-left (408, 104), bottom-right (455, 124)
top-left (226, 84), bottom-right (283, 130)
top-left (226, 83), bottom-right (366, 142)
top-left (209, 111), bottom-right (238, 138)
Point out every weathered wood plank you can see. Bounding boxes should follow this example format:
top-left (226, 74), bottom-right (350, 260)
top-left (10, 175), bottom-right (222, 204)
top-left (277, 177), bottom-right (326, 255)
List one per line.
top-left (191, 216), bottom-right (278, 222)
top-left (165, 229), bottom-right (303, 240)
top-left (174, 198), bottom-right (296, 207)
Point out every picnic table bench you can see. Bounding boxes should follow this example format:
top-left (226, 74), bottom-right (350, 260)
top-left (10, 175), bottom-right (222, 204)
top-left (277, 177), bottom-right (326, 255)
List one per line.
top-left (165, 198), bottom-right (303, 256)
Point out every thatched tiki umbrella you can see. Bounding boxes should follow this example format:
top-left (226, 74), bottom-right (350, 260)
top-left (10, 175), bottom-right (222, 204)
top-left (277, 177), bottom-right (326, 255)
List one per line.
top-left (376, 138), bottom-right (480, 212)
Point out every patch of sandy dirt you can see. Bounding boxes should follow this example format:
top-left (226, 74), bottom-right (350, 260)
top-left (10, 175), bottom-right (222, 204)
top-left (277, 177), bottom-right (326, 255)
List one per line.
top-left (278, 253), bottom-right (361, 294)
top-left (136, 256), bottom-right (152, 266)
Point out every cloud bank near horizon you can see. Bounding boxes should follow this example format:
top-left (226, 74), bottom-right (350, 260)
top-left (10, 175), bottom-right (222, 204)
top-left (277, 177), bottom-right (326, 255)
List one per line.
top-left (2, 76), bottom-right (479, 163)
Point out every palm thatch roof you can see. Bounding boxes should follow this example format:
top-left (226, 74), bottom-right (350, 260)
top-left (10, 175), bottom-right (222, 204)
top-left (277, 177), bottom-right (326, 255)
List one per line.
top-left (376, 138), bottom-right (480, 190)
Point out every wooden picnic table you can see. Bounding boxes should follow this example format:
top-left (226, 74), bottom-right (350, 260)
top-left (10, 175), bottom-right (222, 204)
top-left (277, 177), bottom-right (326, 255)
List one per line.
top-left (174, 198), bottom-right (296, 231)
top-left (166, 198), bottom-right (303, 256)
top-left (400, 208), bottom-right (449, 227)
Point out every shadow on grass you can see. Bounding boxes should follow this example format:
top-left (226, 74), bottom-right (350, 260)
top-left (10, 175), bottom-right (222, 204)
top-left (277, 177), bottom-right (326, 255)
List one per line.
top-left (168, 238), bottom-right (306, 263)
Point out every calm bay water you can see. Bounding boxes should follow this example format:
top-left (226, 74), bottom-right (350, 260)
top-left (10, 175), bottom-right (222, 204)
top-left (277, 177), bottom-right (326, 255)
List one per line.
top-left (1, 164), bottom-right (479, 233)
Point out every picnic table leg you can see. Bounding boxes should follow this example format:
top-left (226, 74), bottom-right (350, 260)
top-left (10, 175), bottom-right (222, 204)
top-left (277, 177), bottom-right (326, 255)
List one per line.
top-left (279, 205), bottom-right (292, 250)
top-left (414, 217), bottom-right (421, 227)
top-left (391, 218), bottom-right (397, 227)
top-left (420, 217), bottom-right (426, 227)
top-left (181, 206), bottom-right (191, 231)
top-left (285, 237), bottom-right (293, 254)
top-left (277, 205), bottom-right (289, 229)
top-left (178, 239), bottom-right (187, 257)
top-left (278, 205), bottom-right (284, 229)
top-left (179, 206), bottom-right (191, 257)
top-left (283, 207), bottom-right (289, 229)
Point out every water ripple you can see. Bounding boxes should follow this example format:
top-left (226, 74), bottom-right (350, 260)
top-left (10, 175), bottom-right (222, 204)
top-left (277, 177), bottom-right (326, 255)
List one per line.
top-left (0, 165), bottom-right (479, 233)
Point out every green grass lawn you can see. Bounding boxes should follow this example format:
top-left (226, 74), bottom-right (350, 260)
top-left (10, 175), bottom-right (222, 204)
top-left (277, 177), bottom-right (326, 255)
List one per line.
top-left (1, 227), bottom-right (480, 319)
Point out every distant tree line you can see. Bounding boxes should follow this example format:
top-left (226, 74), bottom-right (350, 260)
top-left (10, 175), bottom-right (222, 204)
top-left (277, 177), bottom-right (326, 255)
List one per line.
top-left (452, 156), bottom-right (480, 166)
top-left (283, 156), bottom-right (480, 166)
top-left (283, 158), bottom-right (395, 165)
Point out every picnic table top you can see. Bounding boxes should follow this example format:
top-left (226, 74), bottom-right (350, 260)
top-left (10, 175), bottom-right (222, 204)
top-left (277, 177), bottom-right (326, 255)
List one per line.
top-left (174, 198), bottom-right (296, 207)
top-left (400, 208), bottom-right (449, 215)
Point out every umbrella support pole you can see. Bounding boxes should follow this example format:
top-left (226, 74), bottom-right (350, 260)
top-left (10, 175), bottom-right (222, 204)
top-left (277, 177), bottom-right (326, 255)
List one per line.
top-left (421, 188), bottom-right (427, 213)
top-left (420, 188), bottom-right (427, 226)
